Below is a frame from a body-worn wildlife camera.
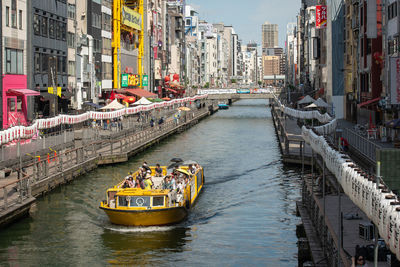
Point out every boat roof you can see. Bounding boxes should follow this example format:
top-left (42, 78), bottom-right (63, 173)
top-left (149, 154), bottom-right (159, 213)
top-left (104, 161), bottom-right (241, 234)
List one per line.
top-left (115, 188), bottom-right (169, 196)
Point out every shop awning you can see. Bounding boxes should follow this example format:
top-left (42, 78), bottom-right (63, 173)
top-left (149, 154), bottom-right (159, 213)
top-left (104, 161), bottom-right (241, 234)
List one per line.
top-left (166, 88), bottom-right (177, 93)
top-left (358, 97), bottom-right (380, 108)
top-left (8, 89), bottom-right (40, 96)
top-left (124, 89), bottom-right (157, 98)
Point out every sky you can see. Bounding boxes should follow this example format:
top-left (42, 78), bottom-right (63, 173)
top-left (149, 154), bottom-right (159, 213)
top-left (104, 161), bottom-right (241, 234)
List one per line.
top-left (186, 0), bottom-right (301, 49)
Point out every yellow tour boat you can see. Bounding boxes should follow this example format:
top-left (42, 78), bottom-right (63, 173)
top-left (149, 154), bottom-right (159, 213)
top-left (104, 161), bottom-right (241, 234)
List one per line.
top-left (100, 163), bottom-right (204, 226)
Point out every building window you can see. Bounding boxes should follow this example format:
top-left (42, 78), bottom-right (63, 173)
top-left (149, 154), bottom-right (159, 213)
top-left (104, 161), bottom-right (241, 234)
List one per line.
top-left (92, 13), bottom-right (101, 28)
top-left (102, 62), bottom-right (112, 80)
top-left (19, 10), bottom-right (22, 29)
top-left (41, 54), bottom-right (48, 73)
top-left (11, 0), bottom-right (17, 28)
top-left (6, 7), bottom-right (10, 27)
top-left (34, 52), bottom-right (41, 72)
top-left (93, 39), bottom-right (102, 53)
top-left (67, 32), bottom-right (75, 48)
top-left (41, 17), bottom-right (48, 37)
top-left (68, 4), bottom-right (76, 20)
top-left (102, 38), bottom-right (112, 55)
top-left (33, 14), bottom-right (40, 35)
top-left (102, 13), bottom-right (111, 32)
top-left (49, 19), bottom-right (55, 39)
top-left (56, 21), bottom-right (61, 40)
top-left (57, 56), bottom-right (66, 74)
top-left (5, 48), bottom-right (23, 74)
top-left (61, 23), bottom-right (67, 41)
top-left (68, 61), bottom-right (75, 76)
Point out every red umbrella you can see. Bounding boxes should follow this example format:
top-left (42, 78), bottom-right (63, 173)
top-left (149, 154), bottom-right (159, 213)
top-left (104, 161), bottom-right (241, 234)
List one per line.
top-left (123, 96), bottom-right (136, 103)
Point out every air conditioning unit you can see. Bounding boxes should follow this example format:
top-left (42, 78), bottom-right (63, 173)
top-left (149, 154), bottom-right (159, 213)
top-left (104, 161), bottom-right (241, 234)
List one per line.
top-left (359, 222), bottom-right (374, 241)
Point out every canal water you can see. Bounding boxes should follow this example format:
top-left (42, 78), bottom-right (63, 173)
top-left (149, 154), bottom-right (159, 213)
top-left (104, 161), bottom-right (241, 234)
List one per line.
top-left (0, 99), bottom-right (302, 266)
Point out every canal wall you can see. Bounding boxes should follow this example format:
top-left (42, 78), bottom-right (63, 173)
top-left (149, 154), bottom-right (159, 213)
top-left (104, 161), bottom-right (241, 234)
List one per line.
top-left (0, 102), bottom-right (217, 228)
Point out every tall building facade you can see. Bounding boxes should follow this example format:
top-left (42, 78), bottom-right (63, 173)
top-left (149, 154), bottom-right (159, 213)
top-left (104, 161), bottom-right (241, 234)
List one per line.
top-left (262, 21), bottom-right (278, 51)
top-left (29, 0), bottom-right (68, 117)
top-left (2, 0), bottom-right (32, 129)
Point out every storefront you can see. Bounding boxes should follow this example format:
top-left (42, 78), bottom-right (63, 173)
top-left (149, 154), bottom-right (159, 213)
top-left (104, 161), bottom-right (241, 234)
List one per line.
top-left (2, 74), bottom-right (39, 129)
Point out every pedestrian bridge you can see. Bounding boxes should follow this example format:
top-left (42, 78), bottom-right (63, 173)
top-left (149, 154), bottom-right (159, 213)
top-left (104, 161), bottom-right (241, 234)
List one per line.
top-left (198, 88), bottom-right (280, 100)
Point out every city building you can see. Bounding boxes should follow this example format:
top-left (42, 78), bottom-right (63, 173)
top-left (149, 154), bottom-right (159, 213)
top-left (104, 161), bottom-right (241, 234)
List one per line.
top-left (29, 0), bottom-right (68, 117)
top-left (262, 21), bottom-right (278, 52)
top-left (2, 0), bottom-right (35, 129)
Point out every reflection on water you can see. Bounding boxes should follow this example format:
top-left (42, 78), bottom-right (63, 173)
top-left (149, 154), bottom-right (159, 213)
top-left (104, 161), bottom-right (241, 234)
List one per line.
top-left (0, 99), bottom-right (301, 266)
top-left (102, 226), bottom-right (190, 265)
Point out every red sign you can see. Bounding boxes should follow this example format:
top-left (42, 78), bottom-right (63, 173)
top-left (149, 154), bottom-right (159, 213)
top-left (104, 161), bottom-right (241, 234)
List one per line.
top-left (316, 5), bottom-right (327, 29)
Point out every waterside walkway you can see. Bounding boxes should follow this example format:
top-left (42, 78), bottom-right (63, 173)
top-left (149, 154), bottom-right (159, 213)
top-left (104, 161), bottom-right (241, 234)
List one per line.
top-left (270, 103), bottom-right (392, 267)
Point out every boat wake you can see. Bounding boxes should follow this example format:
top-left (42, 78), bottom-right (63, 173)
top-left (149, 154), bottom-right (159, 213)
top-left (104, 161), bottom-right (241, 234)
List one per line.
top-left (206, 159), bottom-right (281, 185)
top-left (104, 225), bottom-right (176, 233)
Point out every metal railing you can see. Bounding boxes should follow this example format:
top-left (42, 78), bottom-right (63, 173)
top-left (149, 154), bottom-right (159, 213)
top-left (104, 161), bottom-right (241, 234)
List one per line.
top-left (0, 129), bottom-right (74, 162)
top-left (0, 171), bottom-right (32, 212)
top-left (342, 128), bottom-right (382, 163)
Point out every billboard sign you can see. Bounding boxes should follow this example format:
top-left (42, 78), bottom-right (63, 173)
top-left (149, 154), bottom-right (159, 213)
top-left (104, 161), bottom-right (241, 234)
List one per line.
top-left (316, 5), bottom-right (327, 29)
top-left (122, 6), bottom-right (141, 31)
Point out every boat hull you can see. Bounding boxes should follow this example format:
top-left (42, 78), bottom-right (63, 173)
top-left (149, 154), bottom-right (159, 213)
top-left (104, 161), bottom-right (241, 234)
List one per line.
top-left (100, 206), bottom-right (188, 226)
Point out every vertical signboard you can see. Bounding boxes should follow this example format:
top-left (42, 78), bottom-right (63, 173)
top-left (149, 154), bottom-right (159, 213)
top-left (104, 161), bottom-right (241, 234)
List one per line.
top-left (390, 57), bottom-right (400, 105)
top-left (316, 5), bottom-right (327, 29)
top-left (142, 75), bottom-right (149, 87)
top-left (121, 74), bottom-right (129, 88)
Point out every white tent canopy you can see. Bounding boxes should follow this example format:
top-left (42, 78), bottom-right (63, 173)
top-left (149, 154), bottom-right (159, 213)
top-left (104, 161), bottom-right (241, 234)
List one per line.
top-left (132, 97), bottom-right (152, 106)
top-left (100, 99), bottom-right (125, 110)
top-left (297, 95), bottom-right (315, 105)
top-left (305, 103), bottom-right (318, 109)
top-left (313, 98), bottom-right (329, 108)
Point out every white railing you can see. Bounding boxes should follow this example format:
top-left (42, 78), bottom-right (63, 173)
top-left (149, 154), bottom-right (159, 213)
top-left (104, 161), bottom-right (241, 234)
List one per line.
top-left (0, 95), bottom-right (208, 146)
top-left (302, 126), bottom-right (400, 260)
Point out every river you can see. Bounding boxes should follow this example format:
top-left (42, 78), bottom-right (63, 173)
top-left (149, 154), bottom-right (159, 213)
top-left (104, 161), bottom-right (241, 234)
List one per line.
top-left (0, 99), bottom-right (302, 266)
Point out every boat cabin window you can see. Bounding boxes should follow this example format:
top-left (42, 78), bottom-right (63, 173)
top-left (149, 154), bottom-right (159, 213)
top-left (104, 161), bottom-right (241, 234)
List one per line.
top-left (130, 196), bottom-right (151, 207)
top-left (118, 196), bottom-right (129, 207)
top-left (152, 196), bottom-right (164, 207)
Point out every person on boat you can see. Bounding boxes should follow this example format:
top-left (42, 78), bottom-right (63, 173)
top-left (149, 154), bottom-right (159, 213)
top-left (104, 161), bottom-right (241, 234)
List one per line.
top-left (176, 180), bottom-right (184, 203)
top-left (135, 176), bottom-right (142, 189)
top-left (128, 176), bottom-right (135, 188)
top-left (155, 164), bottom-right (163, 177)
top-left (163, 176), bottom-right (170, 189)
top-left (189, 164), bottom-right (196, 174)
top-left (169, 176), bottom-right (176, 190)
top-left (177, 179), bottom-right (184, 194)
top-left (122, 177), bottom-right (131, 188)
top-left (144, 174), bottom-right (153, 190)
top-left (142, 162), bottom-right (151, 172)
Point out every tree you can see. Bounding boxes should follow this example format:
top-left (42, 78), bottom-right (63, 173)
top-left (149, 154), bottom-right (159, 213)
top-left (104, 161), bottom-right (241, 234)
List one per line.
top-left (204, 82), bottom-right (209, 88)
top-left (231, 79), bottom-right (237, 84)
top-left (258, 81), bottom-right (262, 86)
